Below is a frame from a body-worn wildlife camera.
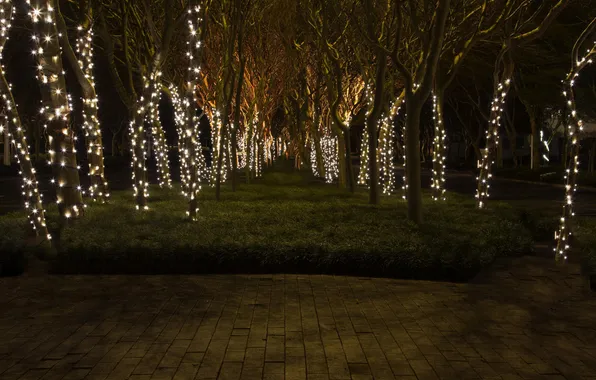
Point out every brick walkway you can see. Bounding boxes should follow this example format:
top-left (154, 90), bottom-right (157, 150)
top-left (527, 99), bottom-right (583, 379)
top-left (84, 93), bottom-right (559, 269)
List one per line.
top-left (1, 256), bottom-right (595, 380)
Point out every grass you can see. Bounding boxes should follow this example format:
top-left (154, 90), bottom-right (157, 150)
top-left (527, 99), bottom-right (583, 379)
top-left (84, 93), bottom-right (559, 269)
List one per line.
top-left (494, 166), bottom-right (596, 188)
top-left (0, 162), bottom-right (571, 281)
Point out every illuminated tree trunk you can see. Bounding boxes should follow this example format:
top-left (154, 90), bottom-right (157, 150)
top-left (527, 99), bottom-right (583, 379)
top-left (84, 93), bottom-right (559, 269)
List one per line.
top-left (358, 129), bottom-right (369, 186)
top-left (0, 41), bottom-right (50, 240)
top-left (334, 125), bottom-right (346, 187)
top-left (31, 0), bottom-right (84, 221)
top-left (554, 30), bottom-right (596, 262)
top-left (245, 118), bottom-right (253, 183)
top-left (401, 118), bottom-right (408, 201)
top-left (148, 76), bottom-right (172, 188)
top-left (312, 88), bottom-right (325, 178)
top-left (476, 52), bottom-right (513, 209)
top-left (366, 52), bottom-right (386, 203)
top-left (431, 89), bottom-right (447, 201)
top-left (130, 103), bottom-right (149, 209)
top-left (55, 4), bottom-right (109, 202)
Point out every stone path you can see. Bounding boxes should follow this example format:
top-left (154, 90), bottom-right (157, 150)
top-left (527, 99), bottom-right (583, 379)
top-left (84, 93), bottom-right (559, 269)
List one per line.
top-left (1, 256), bottom-right (596, 380)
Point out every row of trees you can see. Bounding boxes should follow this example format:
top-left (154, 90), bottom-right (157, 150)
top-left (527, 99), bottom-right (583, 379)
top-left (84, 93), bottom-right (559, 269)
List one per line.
top-left (1, 0), bottom-right (595, 254)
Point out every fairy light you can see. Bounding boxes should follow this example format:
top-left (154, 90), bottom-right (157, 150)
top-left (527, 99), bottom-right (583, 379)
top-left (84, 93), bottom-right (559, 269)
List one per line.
top-left (358, 128), bottom-right (369, 186)
top-left (147, 71), bottom-right (172, 188)
top-left (553, 40), bottom-right (596, 262)
top-left (210, 109), bottom-right (228, 185)
top-left (321, 134), bottom-right (339, 184)
top-left (0, 1), bottom-right (50, 240)
top-left (28, 0), bottom-right (84, 220)
top-left (475, 79), bottom-right (511, 209)
top-left (431, 93), bottom-right (447, 201)
top-left (378, 114), bottom-right (397, 195)
top-left (75, 24), bottom-right (109, 202)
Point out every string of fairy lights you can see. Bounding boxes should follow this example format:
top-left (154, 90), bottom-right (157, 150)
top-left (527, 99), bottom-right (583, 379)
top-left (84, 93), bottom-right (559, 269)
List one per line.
top-left (29, 0), bottom-right (85, 220)
top-left (129, 77), bottom-right (150, 210)
top-left (475, 79), bottom-right (511, 209)
top-left (378, 113), bottom-right (396, 195)
top-left (210, 108), bottom-right (228, 185)
top-left (169, 84), bottom-right (191, 195)
top-left (321, 134), bottom-right (338, 184)
top-left (553, 39), bottom-right (596, 262)
top-left (0, 0), bottom-right (50, 239)
top-left (147, 71), bottom-right (172, 188)
top-left (431, 92), bottom-right (447, 201)
top-left (358, 83), bottom-right (373, 186)
top-left (75, 24), bottom-right (109, 203)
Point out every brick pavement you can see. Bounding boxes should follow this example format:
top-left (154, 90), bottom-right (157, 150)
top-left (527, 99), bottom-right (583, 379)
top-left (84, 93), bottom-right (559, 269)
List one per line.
top-left (1, 256), bottom-right (596, 380)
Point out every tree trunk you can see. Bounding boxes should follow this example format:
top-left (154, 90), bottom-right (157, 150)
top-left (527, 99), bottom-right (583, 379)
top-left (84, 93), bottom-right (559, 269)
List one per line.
top-left (245, 120), bottom-right (253, 184)
top-left (358, 129), bottom-right (369, 185)
top-left (31, 1), bottom-right (84, 221)
top-left (431, 89), bottom-right (446, 201)
top-left (366, 52), bottom-right (386, 203)
top-left (56, 5), bottom-right (109, 202)
top-left (405, 97), bottom-right (423, 224)
top-left (131, 105), bottom-right (149, 209)
top-left (336, 128), bottom-right (346, 187)
top-left (0, 66), bottom-right (50, 241)
top-left (344, 128), bottom-right (355, 193)
top-left (476, 56), bottom-right (513, 209)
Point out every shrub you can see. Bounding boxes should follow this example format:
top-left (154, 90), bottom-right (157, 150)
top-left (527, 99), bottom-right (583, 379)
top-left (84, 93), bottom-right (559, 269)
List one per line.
top-left (1, 172), bottom-right (536, 281)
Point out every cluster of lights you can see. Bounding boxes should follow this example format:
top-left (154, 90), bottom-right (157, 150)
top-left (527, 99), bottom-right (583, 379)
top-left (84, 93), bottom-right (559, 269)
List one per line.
top-left (431, 93), bottom-right (447, 201)
top-left (146, 71), bottom-right (172, 188)
top-left (29, 0), bottom-right (85, 220)
top-left (75, 24), bottom-right (108, 203)
top-left (238, 128), bottom-right (247, 169)
top-left (401, 113), bottom-right (407, 200)
top-left (378, 113), bottom-right (397, 195)
top-left (310, 137), bottom-right (319, 177)
top-left (0, 2), bottom-right (50, 239)
top-left (357, 128), bottom-right (369, 185)
top-left (129, 77), bottom-right (151, 210)
top-left (321, 134), bottom-right (338, 184)
top-left (475, 79), bottom-right (511, 209)
top-left (209, 109), bottom-right (229, 185)
top-left (553, 40), bottom-right (596, 262)
top-left (358, 84), bottom-right (374, 187)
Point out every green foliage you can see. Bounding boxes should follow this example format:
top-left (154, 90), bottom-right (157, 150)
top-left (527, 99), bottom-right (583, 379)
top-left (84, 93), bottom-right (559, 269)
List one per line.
top-left (0, 171), bottom-right (539, 281)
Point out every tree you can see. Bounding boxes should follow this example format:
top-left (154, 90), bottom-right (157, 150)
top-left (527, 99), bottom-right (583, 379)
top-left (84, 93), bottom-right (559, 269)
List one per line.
top-left (98, 0), bottom-right (183, 209)
top-left (431, 0), bottom-right (514, 200)
top-left (391, 0), bottom-right (452, 223)
top-left (476, 0), bottom-right (568, 209)
top-left (554, 17), bottom-right (596, 262)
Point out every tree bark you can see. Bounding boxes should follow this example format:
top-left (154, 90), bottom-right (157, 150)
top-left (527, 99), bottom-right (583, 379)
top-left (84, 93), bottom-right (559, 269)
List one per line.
top-left (0, 65), bottom-right (50, 241)
top-left (366, 52), bottom-right (386, 204)
top-left (405, 97), bottom-right (423, 223)
top-left (31, 0), bottom-right (84, 221)
top-left (56, 3), bottom-right (108, 202)
top-left (431, 88), bottom-right (446, 200)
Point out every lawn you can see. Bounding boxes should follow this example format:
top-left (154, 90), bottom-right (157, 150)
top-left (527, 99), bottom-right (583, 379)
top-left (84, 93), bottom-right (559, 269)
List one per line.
top-left (0, 164), bottom-right (576, 281)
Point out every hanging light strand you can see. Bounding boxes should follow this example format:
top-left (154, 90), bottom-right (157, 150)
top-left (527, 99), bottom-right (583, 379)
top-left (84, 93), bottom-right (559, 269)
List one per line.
top-left (75, 24), bottom-right (109, 202)
top-left (431, 92), bottom-right (447, 201)
top-left (0, 1), bottom-right (50, 240)
top-left (28, 0), bottom-right (85, 220)
top-left (554, 40), bottom-right (596, 262)
top-left (475, 78), bottom-right (512, 209)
